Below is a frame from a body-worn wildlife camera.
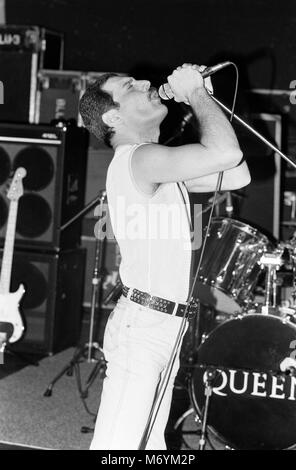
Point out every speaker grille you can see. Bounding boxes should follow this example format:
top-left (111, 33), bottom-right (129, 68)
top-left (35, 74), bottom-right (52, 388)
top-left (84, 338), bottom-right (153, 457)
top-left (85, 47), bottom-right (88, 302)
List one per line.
top-left (13, 146), bottom-right (54, 191)
top-left (0, 141), bottom-right (58, 246)
top-left (10, 259), bottom-right (48, 310)
top-left (17, 194), bottom-right (52, 238)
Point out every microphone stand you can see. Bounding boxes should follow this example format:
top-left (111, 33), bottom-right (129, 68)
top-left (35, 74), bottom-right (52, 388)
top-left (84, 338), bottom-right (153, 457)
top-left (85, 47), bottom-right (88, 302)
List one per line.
top-left (211, 96), bottom-right (296, 170)
top-left (44, 190), bottom-right (108, 418)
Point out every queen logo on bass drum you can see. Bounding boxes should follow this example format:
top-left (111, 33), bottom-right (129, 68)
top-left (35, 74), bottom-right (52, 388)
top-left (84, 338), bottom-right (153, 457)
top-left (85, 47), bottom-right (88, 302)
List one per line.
top-left (207, 368), bottom-right (296, 400)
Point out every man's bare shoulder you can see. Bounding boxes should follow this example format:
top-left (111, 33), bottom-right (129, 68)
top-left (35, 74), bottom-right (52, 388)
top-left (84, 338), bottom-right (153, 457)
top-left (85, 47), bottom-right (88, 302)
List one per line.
top-left (133, 142), bottom-right (167, 157)
top-left (131, 144), bottom-right (163, 194)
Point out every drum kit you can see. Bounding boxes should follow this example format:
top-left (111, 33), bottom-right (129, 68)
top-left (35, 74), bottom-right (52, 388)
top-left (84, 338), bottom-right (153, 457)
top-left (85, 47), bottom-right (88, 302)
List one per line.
top-left (184, 215), bottom-right (296, 450)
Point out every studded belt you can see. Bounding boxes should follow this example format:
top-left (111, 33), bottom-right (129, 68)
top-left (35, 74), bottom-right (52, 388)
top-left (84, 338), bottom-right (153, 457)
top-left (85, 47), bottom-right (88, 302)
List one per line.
top-left (122, 285), bottom-right (198, 319)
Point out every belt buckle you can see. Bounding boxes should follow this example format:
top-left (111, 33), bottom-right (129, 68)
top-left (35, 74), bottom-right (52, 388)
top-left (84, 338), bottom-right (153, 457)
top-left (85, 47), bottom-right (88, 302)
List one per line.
top-left (187, 298), bottom-right (199, 320)
top-left (142, 293), bottom-right (151, 307)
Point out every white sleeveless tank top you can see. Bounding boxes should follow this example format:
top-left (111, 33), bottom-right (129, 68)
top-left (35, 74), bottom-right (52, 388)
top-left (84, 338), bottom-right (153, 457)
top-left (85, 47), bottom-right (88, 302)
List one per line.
top-left (106, 143), bottom-right (192, 303)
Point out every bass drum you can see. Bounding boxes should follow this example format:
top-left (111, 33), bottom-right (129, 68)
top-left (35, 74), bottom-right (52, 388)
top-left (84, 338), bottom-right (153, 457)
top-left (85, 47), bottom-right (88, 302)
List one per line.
top-left (195, 218), bottom-right (269, 314)
top-left (190, 314), bottom-right (296, 450)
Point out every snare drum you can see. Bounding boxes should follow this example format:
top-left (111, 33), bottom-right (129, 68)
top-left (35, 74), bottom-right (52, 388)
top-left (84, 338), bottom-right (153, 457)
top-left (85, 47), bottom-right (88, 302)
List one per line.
top-left (195, 218), bottom-right (269, 314)
top-left (190, 314), bottom-right (296, 449)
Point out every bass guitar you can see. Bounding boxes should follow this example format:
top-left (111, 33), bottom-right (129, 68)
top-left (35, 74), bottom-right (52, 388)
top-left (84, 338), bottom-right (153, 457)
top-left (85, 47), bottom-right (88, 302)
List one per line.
top-left (0, 167), bottom-right (26, 346)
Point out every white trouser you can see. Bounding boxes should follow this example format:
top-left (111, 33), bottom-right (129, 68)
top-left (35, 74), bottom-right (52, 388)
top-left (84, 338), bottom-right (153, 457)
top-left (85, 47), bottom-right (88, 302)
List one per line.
top-left (90, 295), bottom-right (188, 450)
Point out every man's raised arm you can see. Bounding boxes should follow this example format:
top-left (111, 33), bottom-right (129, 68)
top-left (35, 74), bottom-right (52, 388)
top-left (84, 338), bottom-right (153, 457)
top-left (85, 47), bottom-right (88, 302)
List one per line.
top-left (132, 63), bottom-right (243, 185)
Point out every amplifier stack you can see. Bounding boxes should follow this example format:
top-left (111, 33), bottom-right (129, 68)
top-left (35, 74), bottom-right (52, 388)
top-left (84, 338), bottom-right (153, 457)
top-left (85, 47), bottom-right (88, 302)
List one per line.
top-left (0, 24), bottom-right (122, 354)
top-left (0, 122), bottom-right (89, 354)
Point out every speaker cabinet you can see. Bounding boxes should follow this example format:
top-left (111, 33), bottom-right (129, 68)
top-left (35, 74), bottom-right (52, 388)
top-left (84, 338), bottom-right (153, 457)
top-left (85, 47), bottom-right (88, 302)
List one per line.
top-left (3, 248), bottom-right (86, 355)
top-left (0, 123), bottom-right (89, 251)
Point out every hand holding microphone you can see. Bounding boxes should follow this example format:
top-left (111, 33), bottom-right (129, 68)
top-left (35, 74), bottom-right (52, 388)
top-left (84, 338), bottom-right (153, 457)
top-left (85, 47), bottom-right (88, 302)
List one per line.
top-left (163, 63), bottom-right (206, 105)
top-left (159, 61), bottom-right (231, 103)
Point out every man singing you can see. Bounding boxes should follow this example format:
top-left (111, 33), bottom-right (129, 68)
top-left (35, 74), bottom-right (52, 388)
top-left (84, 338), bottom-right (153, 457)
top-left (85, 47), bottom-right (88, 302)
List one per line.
top-left (79, 63), bottom-right (250, 450)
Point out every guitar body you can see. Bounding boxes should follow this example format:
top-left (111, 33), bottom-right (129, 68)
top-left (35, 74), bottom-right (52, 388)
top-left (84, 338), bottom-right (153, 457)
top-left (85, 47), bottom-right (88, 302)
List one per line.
top-left (0, 284), bottom-right (25, 343)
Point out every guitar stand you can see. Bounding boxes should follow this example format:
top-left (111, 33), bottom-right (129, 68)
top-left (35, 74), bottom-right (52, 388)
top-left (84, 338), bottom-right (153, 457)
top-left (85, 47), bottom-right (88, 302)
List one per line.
top-left (0, 329), bottom-right (9, 365)
top-left (43, 192), bottom-right (108, 421)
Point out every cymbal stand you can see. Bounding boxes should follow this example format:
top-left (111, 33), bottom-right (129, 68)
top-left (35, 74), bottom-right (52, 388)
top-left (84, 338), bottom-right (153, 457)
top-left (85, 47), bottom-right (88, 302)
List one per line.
top-left (44, 190), bottom-right (108, 405)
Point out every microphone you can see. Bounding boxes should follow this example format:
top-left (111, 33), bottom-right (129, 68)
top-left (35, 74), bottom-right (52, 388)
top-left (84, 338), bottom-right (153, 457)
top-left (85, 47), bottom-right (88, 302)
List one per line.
top-left (159, 61), bottom-right (231, 100)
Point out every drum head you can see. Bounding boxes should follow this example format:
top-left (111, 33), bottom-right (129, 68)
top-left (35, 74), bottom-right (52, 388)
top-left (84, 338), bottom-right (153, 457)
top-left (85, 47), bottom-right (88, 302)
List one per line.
top-left (190, 314), bottom-right (296, 449)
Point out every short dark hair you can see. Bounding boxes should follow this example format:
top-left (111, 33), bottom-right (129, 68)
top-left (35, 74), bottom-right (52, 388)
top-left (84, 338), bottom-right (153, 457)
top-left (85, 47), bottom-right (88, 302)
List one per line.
top-left (79, 73), bottom-right (120, 147)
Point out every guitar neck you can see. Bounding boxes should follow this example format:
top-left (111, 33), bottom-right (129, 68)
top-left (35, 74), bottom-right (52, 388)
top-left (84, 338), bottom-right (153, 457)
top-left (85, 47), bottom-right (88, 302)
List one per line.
top-left (0, 200), bottom-right (18, 294)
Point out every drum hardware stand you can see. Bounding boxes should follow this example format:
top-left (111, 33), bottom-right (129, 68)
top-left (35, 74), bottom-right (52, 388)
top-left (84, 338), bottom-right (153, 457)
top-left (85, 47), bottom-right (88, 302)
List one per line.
top-left (205, 192), bottom-right (227, 218)
top-left (44, 190), bottom-right (108, 409)
top-left (291, 250), bottom-right (296, 307)
top-left (0, 323), bottom-right (14, 364)
top-left (277, 234), bottom-right (296, 311)
top-left (284, 235), bottom-right (296, 308)
top-left (284, 192), bottom-right (296, 222)
top-left (259, 251), bottom-right (283, 314)
top-left (172, 407), bottom-right (203, 450)
top-left (0, 332), bottom-right (6, 364)
top-left (199, 368), bottom-right (218, 450)
top-left (205, 192), bottom-right (242, 218)
top-left (225, 191), bottom-right (233, 217)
